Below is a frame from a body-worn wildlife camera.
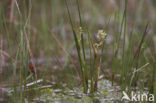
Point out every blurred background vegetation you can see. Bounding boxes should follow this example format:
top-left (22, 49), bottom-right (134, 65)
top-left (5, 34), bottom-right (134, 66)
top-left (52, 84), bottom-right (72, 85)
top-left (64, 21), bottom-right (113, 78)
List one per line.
top-left (0, 0), bottom-right (156, 57)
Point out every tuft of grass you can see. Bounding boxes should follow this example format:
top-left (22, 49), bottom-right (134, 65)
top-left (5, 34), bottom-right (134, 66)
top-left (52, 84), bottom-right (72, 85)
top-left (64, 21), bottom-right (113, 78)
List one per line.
top-left (65, 0), bottom-right (107, 93)
top-left (65, 0), bottom-right (88, 93)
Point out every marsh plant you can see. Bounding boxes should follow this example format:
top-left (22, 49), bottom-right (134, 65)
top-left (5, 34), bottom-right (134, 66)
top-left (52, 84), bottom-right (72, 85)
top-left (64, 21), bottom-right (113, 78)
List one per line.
top-left (75, 27), bottom-right (107, 94)
top-left (90, 30), bottom-right (107, 93)
top-left (65, 0), bottom-right (107, 93)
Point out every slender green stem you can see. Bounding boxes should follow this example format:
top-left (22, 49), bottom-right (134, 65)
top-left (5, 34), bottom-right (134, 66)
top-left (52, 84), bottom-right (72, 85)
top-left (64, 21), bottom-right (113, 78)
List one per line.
top-left (64, 0), bottom-right (88, 93)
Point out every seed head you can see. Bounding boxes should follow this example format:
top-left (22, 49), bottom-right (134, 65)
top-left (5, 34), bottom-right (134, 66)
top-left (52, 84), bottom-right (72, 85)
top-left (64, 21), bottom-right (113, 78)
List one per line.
top-left (78, 27), bottom-right (83, 44)
top-left (97, 30), bottom-right (107, 41)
